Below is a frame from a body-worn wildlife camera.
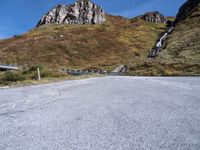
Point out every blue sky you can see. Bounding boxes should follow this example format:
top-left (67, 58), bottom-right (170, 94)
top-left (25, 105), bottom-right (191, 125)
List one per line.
top-left (0, 0), bottom-right (186, 39)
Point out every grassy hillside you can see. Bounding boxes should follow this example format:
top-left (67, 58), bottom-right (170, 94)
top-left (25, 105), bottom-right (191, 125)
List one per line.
top-left (0, 14), bottom-right (166, 71)
top-left (127, 4), bottom-right (200, 76)
top-left (158, 4), bottom-right (200, 65)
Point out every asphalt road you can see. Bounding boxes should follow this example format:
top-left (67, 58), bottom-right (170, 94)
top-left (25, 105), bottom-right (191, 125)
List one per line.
top-left (0, 77), bottom-right (200, 150)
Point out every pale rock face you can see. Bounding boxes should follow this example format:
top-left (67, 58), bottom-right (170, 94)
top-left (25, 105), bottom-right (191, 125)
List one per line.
top-left (142, 11), bottom-right (167, 23)
top-left (36, 0), bottom-right (106, 27)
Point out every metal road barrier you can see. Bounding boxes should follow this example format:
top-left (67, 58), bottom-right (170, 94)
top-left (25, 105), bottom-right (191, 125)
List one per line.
top-left (61, 68), bottom-right (107, 76)
top-left (0, 64), bottom-right (19, 71)
top-left (61, 65), bottom-right (128, 76)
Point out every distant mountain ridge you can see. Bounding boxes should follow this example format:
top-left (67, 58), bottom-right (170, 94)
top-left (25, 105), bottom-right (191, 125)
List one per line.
top-left (37, 0), bottom-right (106, 27)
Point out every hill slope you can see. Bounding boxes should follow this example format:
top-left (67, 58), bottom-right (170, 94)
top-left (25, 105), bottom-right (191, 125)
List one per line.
top-left (0, 14), bottom-right (165, 71)
top-left (127, 1), bottom-right (200, 76)
top-left (155, 2), bottom-right (200, 75)
top-left (158, 3), bottom-right (200, 64)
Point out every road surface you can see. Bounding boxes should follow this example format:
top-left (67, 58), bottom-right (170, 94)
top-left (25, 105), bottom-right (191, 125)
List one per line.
top-left (0, 76), bottom-right (200, 150)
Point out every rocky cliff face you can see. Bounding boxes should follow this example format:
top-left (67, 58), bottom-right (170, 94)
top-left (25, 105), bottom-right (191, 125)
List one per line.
top-left (176, 0), bottom-right (200, 22)
top-left (36, 0), bottom-right (106, 27)
top-left (141, 11), bottom-right (167, 23)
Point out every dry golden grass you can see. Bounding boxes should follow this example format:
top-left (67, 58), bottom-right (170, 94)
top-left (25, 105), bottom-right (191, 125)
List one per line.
top-left (0, 14), bottom-right (166, 72)
top-left (2, 11), bottom-right (198, 76)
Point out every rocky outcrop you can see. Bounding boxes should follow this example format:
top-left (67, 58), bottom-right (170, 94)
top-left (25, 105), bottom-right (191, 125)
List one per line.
top-left (176, 0), bottom-right (200, 22)
top-left (141, 11), bottom-right (167, 23)
top-left (36, 0), bottom-right (106, 27)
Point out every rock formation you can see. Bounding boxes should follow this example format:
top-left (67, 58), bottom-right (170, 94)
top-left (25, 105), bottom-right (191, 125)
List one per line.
top-left (176, 0), bottom-right (200, 22)
top-left (141, 11), bottom-right (167, 23)
top-left (36, 0), bottom-right (106, 27)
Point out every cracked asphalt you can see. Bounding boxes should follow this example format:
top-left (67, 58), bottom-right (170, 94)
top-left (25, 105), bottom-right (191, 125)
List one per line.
top-left (0, 76), bottom-right (200, 150)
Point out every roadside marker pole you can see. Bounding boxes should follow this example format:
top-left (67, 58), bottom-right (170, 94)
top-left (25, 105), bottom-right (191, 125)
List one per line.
top-left (37, 68), bottom-right (41, 81)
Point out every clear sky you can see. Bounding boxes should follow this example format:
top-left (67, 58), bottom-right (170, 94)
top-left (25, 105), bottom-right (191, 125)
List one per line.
top-left (0, 0), bottom-right (186, 39)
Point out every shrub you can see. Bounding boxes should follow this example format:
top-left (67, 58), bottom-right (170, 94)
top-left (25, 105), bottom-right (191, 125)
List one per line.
top-left (134, 51), bottom-right (141, 57)
top-left (0, 71), bottom-right (26, 84)
top-left (28, 64), bottom-right (44, 72)
top-left (22, 65), bottom-right (68, 80)
top-left (13, 35), bottom-right (22, 39)
top-left (41, 70), bottom-right (67, 78)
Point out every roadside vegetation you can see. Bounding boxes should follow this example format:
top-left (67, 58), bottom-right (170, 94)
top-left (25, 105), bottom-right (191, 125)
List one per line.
top-left (0, 65), bottom-right (68, 86)
top-left (126, 61), bottom-right (200, 76)
top-left (0, 65), bottom-right (105, 86)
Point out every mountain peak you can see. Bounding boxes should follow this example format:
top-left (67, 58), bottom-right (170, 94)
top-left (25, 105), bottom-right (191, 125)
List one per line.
top-left (36, 0), bottom-right (105, 27)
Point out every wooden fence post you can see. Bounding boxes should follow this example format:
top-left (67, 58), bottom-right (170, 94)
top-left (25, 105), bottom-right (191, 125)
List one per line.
top-left (37, 68), bottom-right (41, 81)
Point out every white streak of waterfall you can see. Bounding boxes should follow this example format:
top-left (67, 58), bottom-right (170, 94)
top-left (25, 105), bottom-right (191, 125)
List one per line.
top-left (149, 27), bottom-right (174, 57)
